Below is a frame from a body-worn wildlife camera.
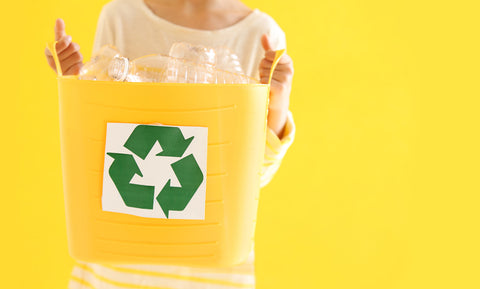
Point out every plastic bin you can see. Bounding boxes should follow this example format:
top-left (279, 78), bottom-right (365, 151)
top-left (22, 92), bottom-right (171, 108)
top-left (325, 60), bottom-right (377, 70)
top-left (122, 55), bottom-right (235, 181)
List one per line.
top-left (48, 42), bottom-right (284, 267)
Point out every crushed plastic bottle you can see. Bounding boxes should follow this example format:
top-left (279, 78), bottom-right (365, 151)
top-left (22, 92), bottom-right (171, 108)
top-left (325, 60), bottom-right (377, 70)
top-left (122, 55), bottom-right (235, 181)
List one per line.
top-left (214, 69), bottom-right (255, 84)
top-left (79, 43), bottom-right (258, 84)
top-left (215, 46), bottom-right (244, 75)
top-left (166, 42), bottom-right (217, 83)
top-left (78, 45), bottom-right (120, 81)
top-left (213, 46), bottom-right (257, 84)
top-left (107, 55), bottom-right (170, 82)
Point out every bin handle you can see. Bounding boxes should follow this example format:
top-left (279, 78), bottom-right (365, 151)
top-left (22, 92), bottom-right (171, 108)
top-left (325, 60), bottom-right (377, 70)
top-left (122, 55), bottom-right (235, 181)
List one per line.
top-left (48, 40), bottom-right (285, 83)
top-left (47, 41), bottom-right (63, 77)
top-left (267, 49), bottom-right (286, 85)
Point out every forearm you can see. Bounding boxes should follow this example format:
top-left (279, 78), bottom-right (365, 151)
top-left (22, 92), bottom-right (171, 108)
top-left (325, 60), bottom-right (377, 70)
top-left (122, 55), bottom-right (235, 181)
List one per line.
top-left (267, 107), bottom-right (288, 138)
top-left (261, 110), bottom-right (296, 188)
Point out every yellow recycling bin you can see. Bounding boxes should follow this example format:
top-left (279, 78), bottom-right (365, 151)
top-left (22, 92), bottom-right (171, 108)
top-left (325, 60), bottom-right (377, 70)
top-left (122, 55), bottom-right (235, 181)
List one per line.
top-left (48, 42), bottom-right (284, 267)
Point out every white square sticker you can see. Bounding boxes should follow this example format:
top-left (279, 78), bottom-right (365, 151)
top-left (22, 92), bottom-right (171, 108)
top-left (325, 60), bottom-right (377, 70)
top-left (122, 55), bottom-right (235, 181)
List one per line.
top-left (102, 123), bottom-right (208, 220)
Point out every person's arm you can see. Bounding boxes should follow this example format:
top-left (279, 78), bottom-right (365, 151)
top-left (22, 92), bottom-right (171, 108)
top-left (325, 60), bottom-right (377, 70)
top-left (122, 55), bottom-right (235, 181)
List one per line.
top-left (258, 30), bottom-right (295, 187)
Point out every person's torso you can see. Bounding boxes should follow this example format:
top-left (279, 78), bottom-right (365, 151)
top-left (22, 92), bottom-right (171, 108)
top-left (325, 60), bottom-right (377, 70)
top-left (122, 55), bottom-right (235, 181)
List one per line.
top-left (95, 0), bottom-right (286, 78)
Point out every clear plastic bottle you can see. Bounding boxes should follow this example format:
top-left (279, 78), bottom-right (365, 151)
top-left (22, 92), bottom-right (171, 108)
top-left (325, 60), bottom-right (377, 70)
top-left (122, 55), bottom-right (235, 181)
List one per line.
top-left (166, 42), bottom-right (217, 83)
top-left (107, 55), bottom-right (170, 82)
top-left (214, 70), bottom-right (257, 84)
top-left (78, 45), bottom-right (121, 81)
top-left (79, 43), bottom-right (257, 84)
top-left (215, 47), bottom-right (244, 75)
top-left (214, 46), bottom-right (258, 84)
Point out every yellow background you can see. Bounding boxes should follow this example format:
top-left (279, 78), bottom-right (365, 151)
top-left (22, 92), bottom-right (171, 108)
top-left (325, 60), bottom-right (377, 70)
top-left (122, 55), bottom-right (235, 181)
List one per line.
top-left (2, 0), bottom-right (479, 288)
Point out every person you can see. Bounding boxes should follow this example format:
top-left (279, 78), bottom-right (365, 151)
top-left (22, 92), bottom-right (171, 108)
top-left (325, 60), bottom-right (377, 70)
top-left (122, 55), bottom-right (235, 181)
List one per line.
top-left (45, 0), bottom-right (295, 288)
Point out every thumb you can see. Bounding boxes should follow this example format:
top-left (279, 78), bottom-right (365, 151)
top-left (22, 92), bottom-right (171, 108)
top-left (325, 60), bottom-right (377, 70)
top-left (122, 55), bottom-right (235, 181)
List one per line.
top-left (261, 34), bottom-right (273, 51)
top-left (54, 18), bottom-right (66, 41)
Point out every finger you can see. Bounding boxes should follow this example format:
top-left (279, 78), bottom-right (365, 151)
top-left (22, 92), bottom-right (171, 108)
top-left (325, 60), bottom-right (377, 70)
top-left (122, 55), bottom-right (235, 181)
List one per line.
top-left (259, 62), bottom-right (289, 79)
top-left (55, 18), bottom-right (66, 41)
top-left (61, 51), bottom-right (83, 73)
top-left (63, 62), bottom-right (83, 75)
top-left (262, 60), bottom-right (294, 77)
top-left (264, 50), bottom-right (277, 61)
top-left (258, 64), bottom-right (271, 80)
top-left (259, 58), bottom-right (273, 70)
top-left (270, 63), bottom-right (294, 75)
top-left (44, 45), bottom-right (52, 56)
top-left (261, 68), bottom-right (292, 84)
top-left (259, 67), bottom-right (271, 78)
top-left (55, 35), bottom-right (72, 55)
top-left (260, 76), bottom-right (285, 86)
top-left (261, 34), bottom-right (273, 51)
top-left (58, 42), bottom-right (80, 61)
top-left (264, 51), bottom-right (292, 64)
top-left (45, 54), bottom-right (57, 72)
top-left (277, 53), bottom-right (293, 65)
top-left (271, 71), bottom-right (293, 84)
top-left (260, 76), bottom-right (269, 84)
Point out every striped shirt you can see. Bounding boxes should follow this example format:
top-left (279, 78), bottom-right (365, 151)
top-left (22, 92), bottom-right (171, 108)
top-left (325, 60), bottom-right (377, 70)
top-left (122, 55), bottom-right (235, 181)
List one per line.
top-left (68, 111), bottom-right (295, 289)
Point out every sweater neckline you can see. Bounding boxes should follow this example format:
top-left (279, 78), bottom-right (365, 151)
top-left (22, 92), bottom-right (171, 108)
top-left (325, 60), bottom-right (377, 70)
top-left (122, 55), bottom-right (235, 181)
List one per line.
top-left (138, 0), bottom-right (259, 35)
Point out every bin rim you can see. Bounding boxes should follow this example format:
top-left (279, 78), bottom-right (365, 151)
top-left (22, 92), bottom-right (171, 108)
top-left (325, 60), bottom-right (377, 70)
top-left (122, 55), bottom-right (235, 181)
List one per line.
top-left (55, 76), bottom-right (271, 88)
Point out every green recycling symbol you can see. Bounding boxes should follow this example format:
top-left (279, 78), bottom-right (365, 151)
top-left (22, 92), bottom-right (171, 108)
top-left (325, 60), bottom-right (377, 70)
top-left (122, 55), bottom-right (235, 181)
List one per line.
top-left (106, 125), bottom-right (204, 218)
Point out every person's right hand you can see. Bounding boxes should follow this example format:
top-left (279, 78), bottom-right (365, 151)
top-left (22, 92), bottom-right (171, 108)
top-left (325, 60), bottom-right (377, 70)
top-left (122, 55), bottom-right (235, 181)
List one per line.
top-left (45, 18), bottom-right (83, 75)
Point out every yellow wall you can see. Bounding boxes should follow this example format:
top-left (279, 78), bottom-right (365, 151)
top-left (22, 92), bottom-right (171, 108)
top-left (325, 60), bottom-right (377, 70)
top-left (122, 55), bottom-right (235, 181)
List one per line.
top-left (2, 0), bottom-right (479, 288)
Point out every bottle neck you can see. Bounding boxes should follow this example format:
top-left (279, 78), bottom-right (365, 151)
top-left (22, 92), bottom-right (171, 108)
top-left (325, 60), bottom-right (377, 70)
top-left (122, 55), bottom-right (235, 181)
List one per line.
top-left (109, 56), bottom-right (132, 82)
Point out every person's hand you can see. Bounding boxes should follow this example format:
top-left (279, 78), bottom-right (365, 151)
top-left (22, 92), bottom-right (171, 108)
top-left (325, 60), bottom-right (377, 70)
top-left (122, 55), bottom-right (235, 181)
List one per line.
top-left (44, 18), bottom-right (83, 75)
top-left (259, 34), bottom-right (294, 137)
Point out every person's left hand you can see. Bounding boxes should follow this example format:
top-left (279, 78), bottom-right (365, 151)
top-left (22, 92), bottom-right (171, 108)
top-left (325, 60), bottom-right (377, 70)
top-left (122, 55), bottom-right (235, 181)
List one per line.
top-left (259, 34), bottom-right (294, 136)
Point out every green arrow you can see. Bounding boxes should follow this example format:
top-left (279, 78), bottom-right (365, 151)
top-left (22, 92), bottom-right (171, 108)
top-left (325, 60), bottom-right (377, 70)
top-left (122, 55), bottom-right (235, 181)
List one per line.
top-left (107, 152), bottom-right (155, 209)
top-left (124, 125), bottom-right (194, 159)
top-left (156, 154), bottom-right (204, 218)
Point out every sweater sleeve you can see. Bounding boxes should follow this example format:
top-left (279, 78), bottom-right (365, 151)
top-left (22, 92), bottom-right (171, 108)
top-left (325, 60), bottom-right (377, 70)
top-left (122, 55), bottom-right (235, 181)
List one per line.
top-left (260, 110), bottom-right (296, 188)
